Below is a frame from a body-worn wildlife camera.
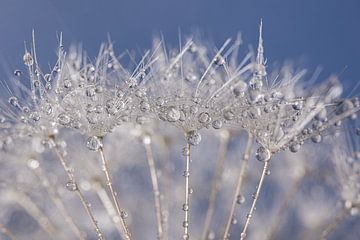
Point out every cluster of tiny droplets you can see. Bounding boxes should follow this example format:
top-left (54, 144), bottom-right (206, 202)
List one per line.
top-left (0, 24), bottom-right (360, 240)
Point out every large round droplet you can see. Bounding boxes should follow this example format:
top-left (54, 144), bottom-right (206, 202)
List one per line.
top-left (23, 52), bottom-right (34, 66)
top-left (58, 113), bottom-right (71, 125)
top-left (223, 110), bottom-right (235, 121)
top-left (256, 146), bottom-right (271, 162)
top-left (86, 136), bottom-right (103, 151)
top-left (311, 134), bottom-right (322, 143)
top-left (186, 130), bottom-right (201, 146)
top-left (66, 180), bottom-right (78, 191)
top-left (236, 194), bottom-right (245, 204)
top-left (198, 112), bottom-right (210, 124)
top-left (8, 96), bottom-right (19, 107)
top-left (289, 143), bottom-right (300, 153)
top-left (14, 69), bottom-right (22, 76)
top-left (166, 107), bottom-right (180, 122)
top-left (212, 120), bottom-right (223, 129)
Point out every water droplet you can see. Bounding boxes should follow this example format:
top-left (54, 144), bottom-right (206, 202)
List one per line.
top-left (289, 143), bottom-right (300, 153)
top-left (182, 221), bottom-right (189, 228)
top-left (311, 134), bottom-right (322, 143)
top-left (214, 55), bottom-right (225, 66)
top-left (86, 136), bottom-right (103, 151)
top-left (64, 80), bottom-right (72, 88)
top-left (186, 130), bottom-right (201, 146)
top-left (23, 52), bottom-right (34, 66)
top-left (8, 96), bottom-right (19, 107)
top-left (58, 113), bottom-right (71, 125)
top-left (212, 119), bottom-right (223, 129)
top-left (166, 107), bottom-right (180, 122)
top-left (44, 74), bottom-right (51, 82)
top-left (356, 128), bottom-right (360, 136)
top-left (182, 146), bottom-right (190, 156)
top-left (136, 116), bottom-right (147, 125)
top-left (182, 204), bottom-right (189, 211)
top-left (256, 146), bottom-right (271, 162)
top-left (30, 111), bottom-right (40, 121)
top-left (140, 101), bottom-right (150, 112)
top-left (292, 101), bottom-right (303, 110)
top-left (66, 181), bottom-right (78, 191)
top-left (249, 77), bottom-right (263, 90)
top-left (198, 112), bottom-right (211, 124)
top-left (120, 210), bottom-right (128, 219)
top-left (231, 216), bottom-right (237, 225)
top-left (183, 233), bottom-right (189, 240)
top-left (14, 69), bottom-right (22, 76)
top-left (223, 110), bottom-right (235, 121)
top-left (236, 194), bottom-right (245, 204)
top-left (27, 159), bottom-right (39, 169)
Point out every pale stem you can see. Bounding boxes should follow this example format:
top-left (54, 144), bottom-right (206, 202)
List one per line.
top-left (183, 143), bottom-right (191, 240)
top-left (32, 165), bottom-right (85, 240)
top-left (98, 147), bottom-right (132, 240)
top-left (0, 223), bottom-right (17, 240)
top-left (201, 130), bottom-right (230, 240)
top-left (143, 136), bottom-right (165, 240)
top-left (240, 160), bottom-right (270, 240)
top-left (92, 180), bottom-right (124, 237)
top-left (223, 134), bottom-right (253, 240)
top-left (158, 136), bottom-right (172, 240)
top-left (320, 207), bottom-right (349, 240)
top-left (15, 191), bottom-right (62, 240)
top-left (52, 140), bottom-right (104, 240)
top-left (267, 170), bottom-right (308, 240)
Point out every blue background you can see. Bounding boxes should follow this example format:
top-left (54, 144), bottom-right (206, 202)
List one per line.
top-left (0, 0), bottom-right (359, 90)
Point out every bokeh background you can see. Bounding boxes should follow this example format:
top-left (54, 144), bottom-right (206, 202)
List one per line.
top-left (0, 0), bottom-right (359, 89)
top-left (0, 0), bottom-right (360, 239)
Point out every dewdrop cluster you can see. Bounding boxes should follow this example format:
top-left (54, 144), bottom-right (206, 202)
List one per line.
top-left (0, 25), bottom-right (359, 240)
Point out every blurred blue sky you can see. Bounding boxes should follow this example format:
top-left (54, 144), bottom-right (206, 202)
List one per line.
top-left (0, 0), bottom-right (359, 88)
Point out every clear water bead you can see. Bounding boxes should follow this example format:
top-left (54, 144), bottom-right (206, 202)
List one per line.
top-left (166, 107), bottom-right (180, 122)
top-left (14, 69), bottom-right (22, 76)
top-left (236, 194), bottom-right (245, 204)
top-left (198, 112), bottom-right (210, 124)
top-left (212, 119), bottom-right (223, 129)
top-left (66, 181), bottom-right (78, 191)
top-left (23, 52), bottom-right (34, 66)
top-left (355, 128), bottom-right (360, 136)
top-left (27, 159), bottom-right (39, 169)
top-left (86, 136), bottom-right (103, 151)
top-left (289, 143), bottom-right (300, 153)
top-left (58, 113), bottom-right (71, 125)
top-left (311, 134), bottom-right (322, 143)
top-left (186, 130), bottom-right (201, 146)
top-left (256, 146), bottom-right (271, 161)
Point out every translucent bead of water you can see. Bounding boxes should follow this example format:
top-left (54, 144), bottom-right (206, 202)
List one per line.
top-left (166, 107), bottom-right (180, 122)
top-left (86, 136), bottom-right (103, 151)
top-left (186, 130), bottom-right (201, 146)
top-left (23, 52), bottom-right (34, 66)
top-left (256, 146), bottom-right (271, 162)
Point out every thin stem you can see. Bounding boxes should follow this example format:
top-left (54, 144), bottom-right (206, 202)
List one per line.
top-left (15, 191), bottom-right (61, 240)
top-left (92, 179), bottom-right (124, 237)
top-left (143, 136), bottom-right (164, 240)
top-left (99, 147), bottom-right (132, 240)
top-left (223, 134), bottom-right (253, 240)
top-left (51, 139), bottom-right (104, 240)
top-left (320, 207), bottom-right (349, 240)
top-left (158, 135), bottom-right (172, 240)
top-left (0, 223), bottom-right (17, 240)
top-left (182, 143), bottom-right (191, 240)
top-left (240, 160), bottom-right (270, 240)
top-left (201, 130), bottom-right (230, 240)
top-left (32, 165), bottom-right (85, 240)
